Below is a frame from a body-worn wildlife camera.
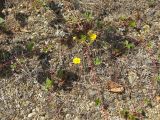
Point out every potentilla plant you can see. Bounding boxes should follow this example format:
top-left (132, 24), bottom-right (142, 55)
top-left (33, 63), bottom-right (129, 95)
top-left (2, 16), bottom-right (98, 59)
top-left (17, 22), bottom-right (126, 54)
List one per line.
top-left (73, 30), bottom-right (97, 45)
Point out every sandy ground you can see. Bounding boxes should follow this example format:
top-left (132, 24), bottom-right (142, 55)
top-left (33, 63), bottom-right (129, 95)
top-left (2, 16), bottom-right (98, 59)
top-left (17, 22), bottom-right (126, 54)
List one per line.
top-left (0, 0), bottom-right (160, 120)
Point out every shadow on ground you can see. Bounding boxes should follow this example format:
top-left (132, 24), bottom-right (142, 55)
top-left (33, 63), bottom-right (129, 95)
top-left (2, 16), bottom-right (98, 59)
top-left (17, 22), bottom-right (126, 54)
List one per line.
top-left (102, 26), bottom-right (140, 59)
top-left (0, 49), bottom-right (12, 78)
top-left (37, 52), bottom-right (51, 84)
top-left (55, 69), bottom-right (79, 91)
top-left (48, 1), bottom-right (65, 28)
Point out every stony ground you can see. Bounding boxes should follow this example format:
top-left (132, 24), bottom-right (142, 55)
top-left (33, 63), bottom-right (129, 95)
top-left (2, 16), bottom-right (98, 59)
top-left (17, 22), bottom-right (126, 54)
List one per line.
top-left (0, 0), bottom-right (160, 120)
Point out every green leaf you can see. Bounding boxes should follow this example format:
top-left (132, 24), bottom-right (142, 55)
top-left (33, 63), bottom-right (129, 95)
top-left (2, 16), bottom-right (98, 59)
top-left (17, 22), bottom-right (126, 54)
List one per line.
top-left (95, 98), bottom-right (101, 106)
top-left (45, 78), bottom-right (53, 90)
top-left (94, 57), bottom-right (102, 65)
top-left (124, 40), bottom-right (135, 49)
top-left (80, 34), bottom-right (87, 42)
top-left (128, 44), bottom-right (135, 49)
top-left (129, 20), bottom-right (136, 28)
top-left (0, 17), bottom-right (5, 24)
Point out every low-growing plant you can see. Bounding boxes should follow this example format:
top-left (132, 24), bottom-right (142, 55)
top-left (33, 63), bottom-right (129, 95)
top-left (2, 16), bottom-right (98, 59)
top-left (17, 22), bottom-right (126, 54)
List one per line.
top-left (26, 41), bottom-right (35, 52)
top-left (41, 44), bottom-right (53, 53)
top-left (147, 0), bottom-right (156, 7)
top-left (95, 98), bottom-right (101, 106)
top-left (124, 40), bottom-right (135, 50)
top-left (138, 109), bottom-right (146, 117)
top-left (0, 17), bottom-right (5, 25)
top-left (120, 108), bottom-right (146, 120)
top-left (119, 16), bottom-right (137, 29)
top-left (157, 75), bottom-right (160, 82)
top-left (95, 20), bottom-right (104, 29)
top-left (80, 34), bottom-right (87, 43)
top-left (120, 109), bottom-right (130, 119)
top-left (146, 41), bottom-right (153, 49)
top-left (83, 11), bottom-right (94, 21)
top-left (119, 15), bottom-right (127, 21)
top-left (57, 68), bottom-right (65, 79)
top-left (128, 20), bottom-right (136, 28)
top-left (73, 30), bottom-right (97, 45)
top-left (45, 77), bottom-right (53, 90)
top-left (94, 57), bottom-right (102, 65)
top-left (144, 98), bottom-right (152, 107)
top-left (10, 62), bottom-right (17, 71)
top-left (68, 15), bottom-right (79, 24)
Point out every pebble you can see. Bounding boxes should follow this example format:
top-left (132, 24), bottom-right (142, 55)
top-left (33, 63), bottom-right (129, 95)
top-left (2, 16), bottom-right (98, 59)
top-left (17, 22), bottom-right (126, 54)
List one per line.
top-left (74, 116), bottom-right (80, 120)
top-left (128, 71), bottom-right (138, 85)
top-left (65, 114), bottom-right (72, 119)
top-left (40, 116), bottom-right (46, 120)
top-left (88, 89), bottom-right (98, 98)
top-left (28, 112), bottom-right (36, 118)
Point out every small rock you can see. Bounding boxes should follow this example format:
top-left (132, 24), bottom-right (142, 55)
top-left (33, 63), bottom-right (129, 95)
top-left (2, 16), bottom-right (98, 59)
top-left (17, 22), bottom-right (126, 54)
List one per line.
top-left (65, 114), bottom-right (72, 119)
top-left (40, 116), bottom-right (46, 120)
top-left (128, 71), bottom-right (138, 85)
top-left (74, 116), bottom-right (80, 120)
top-left (35, 107), bottom-right (40, 112)
top-left (28, 112), bottom-right (36, 118)
top-left (88, 89), bottom-right (98, 97)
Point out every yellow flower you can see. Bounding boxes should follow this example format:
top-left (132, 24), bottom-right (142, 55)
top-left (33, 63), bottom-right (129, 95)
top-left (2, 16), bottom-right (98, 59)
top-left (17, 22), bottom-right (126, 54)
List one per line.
top-left (90, 33), bottom-right (97, 41)
top-left (73, 57), bottom-right (81, 64)
top-left (88, 31), bottom-right (97, 41)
